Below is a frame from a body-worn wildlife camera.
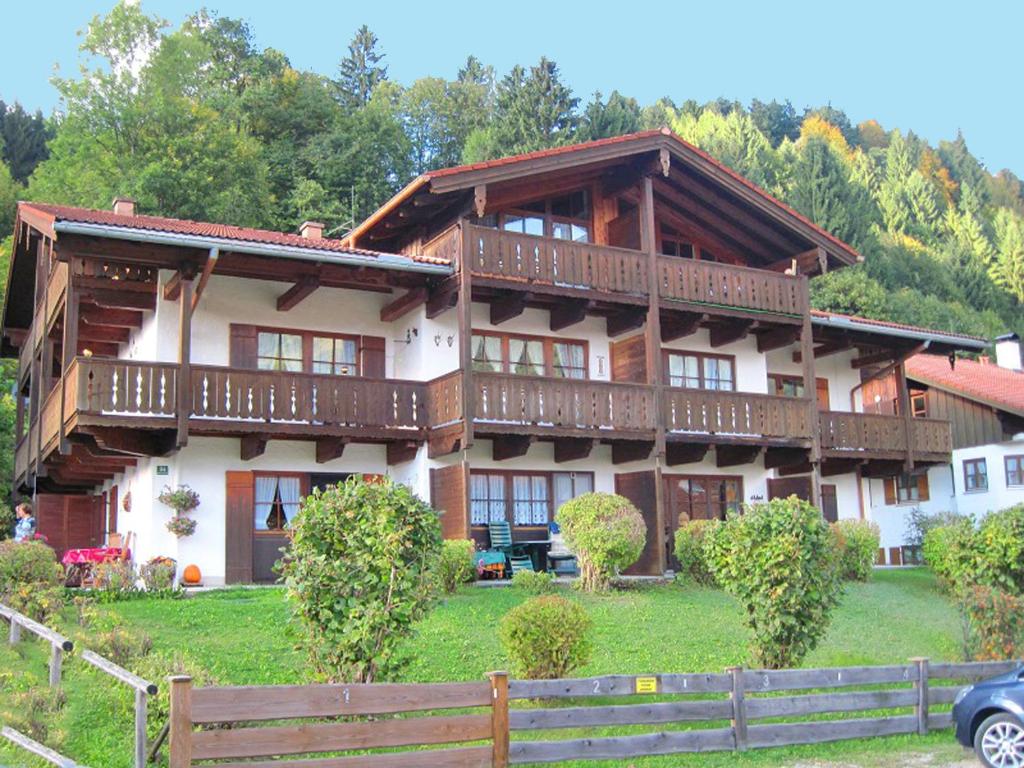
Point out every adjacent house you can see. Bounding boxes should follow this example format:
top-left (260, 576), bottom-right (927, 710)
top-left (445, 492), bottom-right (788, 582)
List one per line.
top-left (1, 129), bottom-right (988, 583)
top-left (865, 334), bottom-right (1024, 562)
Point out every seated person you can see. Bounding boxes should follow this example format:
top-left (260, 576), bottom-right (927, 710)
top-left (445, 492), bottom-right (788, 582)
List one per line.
top-left (13, 502), bottom-right (35, 542)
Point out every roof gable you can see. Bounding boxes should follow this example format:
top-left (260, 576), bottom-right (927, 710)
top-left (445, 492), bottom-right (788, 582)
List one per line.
top-left (906, 354), bottom-right (1024, 418)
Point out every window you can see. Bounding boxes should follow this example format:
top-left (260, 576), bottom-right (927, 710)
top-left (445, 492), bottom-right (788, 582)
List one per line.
top-left (664, 351), bottom-right (735, 391)
top-left (883, 473), bottom-right (930, 505)
top-left (1007, 455), bottom-right (1024, 487)
top-left (550, 190), bottom-right (590, 243)
top-left (666, 475), bottom-right (743, 522)
top-left (312, 336), bottom-right (357, 375)
top-left (503, 211), bottom-right (545, 237)
top-left (472, 332), bottom-right (588, 379)
top-left (768, 374), bottom-right (830, 410)
top-left (258, 331), bottom-right (303, 372)
top-left (910, 390), bottom-right (928, 418)
top-left (476, 191), bottom-right (592, 243)
top-left (470, 471), bottom-right (594, 528)
top-left (253, 474), bottom-right (305, 532)
top-left (964, 458), bottom-right (988, 493)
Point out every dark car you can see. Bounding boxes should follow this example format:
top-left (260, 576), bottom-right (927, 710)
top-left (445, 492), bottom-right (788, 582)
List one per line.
top-left (953, 664), bottom-right (1024, 767)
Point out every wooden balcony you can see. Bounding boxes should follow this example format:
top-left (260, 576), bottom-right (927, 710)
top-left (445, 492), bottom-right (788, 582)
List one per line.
top-left (819, 411), bottom-right (952, 463)
top-left (664, 389), bottom-right (812, 445)
top-left (460, 223), bottom-right (806, 317)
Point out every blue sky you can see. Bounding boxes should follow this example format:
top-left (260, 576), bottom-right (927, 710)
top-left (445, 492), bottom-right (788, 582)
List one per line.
top-left (1, 1), bottom-right (1020, 175)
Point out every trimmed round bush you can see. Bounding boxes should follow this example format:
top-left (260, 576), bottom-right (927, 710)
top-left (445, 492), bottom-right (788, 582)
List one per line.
top-left (674, 519), bottom-right (719, 585)
top-left (831, 519), bottom-right (881, 581)
top-left (555, 492), bottom-right (645, 592)
top-left (279, 476), bottom-right (442, 682)
top-left (706, 496), bottom-right (843, 668)
top-left (499, 595), bottom-right (591, 679)
top-left (437, 539), bottom-right (476, 594)
top-left (511, 569), bottom-right (555, 595)
top-left (0, 540), bottom-right (64, 622)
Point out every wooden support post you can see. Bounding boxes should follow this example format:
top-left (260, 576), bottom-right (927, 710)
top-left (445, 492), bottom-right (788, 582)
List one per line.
top-left (177, 276), bottom-right (193, 448)
top-left (896, 361), bottom-right (915, 472)
top-left (798, 276), bottom-right (821, 506)
top-left (135, 689), bottom-right (148, 768)
top-left (488, 670), bottom-right (509, 768)
top-left (59, 272), bottom-right (79, 454)
top-left (8, 616), bottom-right (20, 645)
top-left (168, 675), bottom-right (192, 768)
top-left (728, 665), bottom-right (748, 751)
top-left (911, 657), bottom-right (929, 736)
top-left (458, 223), bottom-right (474, 449)
top-left (48, 644), bottom-right (62, 689)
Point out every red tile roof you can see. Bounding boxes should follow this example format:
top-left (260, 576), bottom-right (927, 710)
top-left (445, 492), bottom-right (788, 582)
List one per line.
top-left (19, 202), bottom-right (451, 266)
top-left (906, 354), bottom-right (1024, 416)
top-left (811, 310), bottom-right (988, 346)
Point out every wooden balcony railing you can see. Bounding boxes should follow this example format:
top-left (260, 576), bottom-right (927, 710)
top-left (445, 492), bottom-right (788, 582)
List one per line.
top-left (911, 417), bottom-right (953, 455)
top-left (657, 256), bottom-right (805, 316)
top-left (819, 411), bottom-right (908, 454)
top-left (464, 224), bottom-right (649, 296)
top-left (44, 262), bottom-right (68, 327)
top-left (39, 387), bottom-right (63, 455)
top-left (664, 389), bottom-right (812, 441)
top-left (426, 370), bottom-right (463, 428)
top-left (73, 358), bottom-right (179, 418)
top-left (14, 437), bottom-right (27, 481)
top-left (473, 372), bottom-right (656, 435)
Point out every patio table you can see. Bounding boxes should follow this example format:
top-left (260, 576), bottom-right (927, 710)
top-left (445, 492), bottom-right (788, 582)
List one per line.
top-left (62, 547), bottom-right (131, 587)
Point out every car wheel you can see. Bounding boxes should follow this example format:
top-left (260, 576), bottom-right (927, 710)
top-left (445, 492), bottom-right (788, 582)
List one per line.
top-left (975, 712), bottom-right (1024, 768)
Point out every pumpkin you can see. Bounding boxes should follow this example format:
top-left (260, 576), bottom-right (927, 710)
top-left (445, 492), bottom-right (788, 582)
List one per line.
top-left (182, 564), bottom-right (202, 585)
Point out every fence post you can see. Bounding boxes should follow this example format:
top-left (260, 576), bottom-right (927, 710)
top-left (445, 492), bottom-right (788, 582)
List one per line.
top-left (168, 676), bottom-right (192, 768)
top-left (728, 666), bottom-right (748, 751)
top-left (135, 689), bottom-right (148, 768)
top-left (488, 671), bottom-right (509, 768)
top-left (48, 644), bottom-right (62, 689)
top-left (911, 657), bottom-right (929, 735)
top-left (8, 616), bottom-right (20, 645)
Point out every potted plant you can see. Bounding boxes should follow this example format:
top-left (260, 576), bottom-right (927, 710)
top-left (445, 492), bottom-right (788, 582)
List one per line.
top-left (158, 485), bottom-right (200, 538)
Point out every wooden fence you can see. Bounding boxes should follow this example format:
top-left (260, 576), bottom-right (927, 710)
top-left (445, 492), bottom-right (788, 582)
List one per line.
top-left (1, 726), bottom-right (84, 768)
top-left (165, 659), bottom-right (1019, 767)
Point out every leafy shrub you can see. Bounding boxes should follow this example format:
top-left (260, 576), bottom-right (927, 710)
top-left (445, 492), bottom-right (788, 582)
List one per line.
top-left (975, 505), bottom-right (1024, 594)
top-left (906, 507), bottom-right (964, 548)
top-left (674, 519), bottom-right (719, 585)
top-left (437, 539), bottom-right (476, 594)
top-left (499, 595), bottom-right (591, 678)
top-left (922, 516), bottom-right (975, 590)
top-left (93, 559), bottom-right (138, 597)
top-left (706, 496), bottom-right (843, 668)
top-left (832, 519), bottom-right (881, 581)
top-left (961, 585), bottom-right (1024, 661)
top-left (279, 476), bottom-right (442, 682)
top-left (0, 504), bottom-right (14, 541)
top-left (0, 539), bottom-right (64, 622)
top-left (556, 492), bottom-right (645, 592)
top-left (0, 688), bottom-right (66, 743)
top-left (512, 569), bottom-right (555, 595)
top-left (91, 626), bottom-right (153, 666)
top-left (139, 557), bottom-right (178, 594)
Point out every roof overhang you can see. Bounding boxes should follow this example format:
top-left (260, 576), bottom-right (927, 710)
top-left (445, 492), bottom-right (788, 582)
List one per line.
top-left (811, 313), bottom-right (988, 354)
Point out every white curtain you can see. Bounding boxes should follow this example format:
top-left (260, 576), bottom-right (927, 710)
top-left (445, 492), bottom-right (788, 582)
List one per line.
top-left (513, 475), bottom-right (531, 525)
top-left (470, 475), bottom-right (488, 525)
top-left (554, 343), bottom-right (585, 379)
top-left (530, 476), bottom-right (549, 524)
top-left (253, 476), bottom-right (278, 531)
top-left (277, 477), bottom-right (302, 528)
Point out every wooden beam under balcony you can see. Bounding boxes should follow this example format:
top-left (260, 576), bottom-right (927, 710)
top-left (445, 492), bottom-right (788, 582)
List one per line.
top-left (665, 442), bottom-right (709, 466)
top-left (612, 440), bottom-right (653, 465)
top-left (821, 457), bottom-right (866, 477)
top-left (851, 348), bottom-right (899, 368)
top-left (240, 435), bottom-right (268, 461)
top-left (315, 437), bottom-right (348, 464)
top-left (387, 440), bottom-right (419, 465)
top-left (757, 326), bottom-right (800, 353)
top-left (490, 292), bottom-right (530, 325)
top-left (79, 303), bottom-right (143, 329)
top-left (380, 287), bottom-right (428, 322)
top-left (607, 308), bottom-right (646, 337)
top-left (85, 287), bottom-right (156, 312)
top-left (764, 446), bottom-right (810, 470)
top-left (661, 312), bottom-right (705, 342)
top-left (710, 320), bottom-right (757, 348)
top-left (80, 426), bottom-right (177, 457)
top-left (492, 434), bottom-right (534, 461)
top-left (553, 438), bottom-right (595, 463)
top-left (426, 276), bottom-right (459, 319)
top-left (277, 275), bottom-right (320, 311)
top-left (550, 299), bottom-right (592, 332)
top-left (76, 324), bottom-right (130, 345)
top-left (428, 425), bottom-right (463, 458)
top-left (716, 444), bottom-right (762, 467)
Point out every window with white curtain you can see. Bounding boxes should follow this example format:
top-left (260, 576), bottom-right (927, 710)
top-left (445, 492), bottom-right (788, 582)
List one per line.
top-left (471, 471), bottom-right (594, 528)
top-left (471, 332), bottom-right (588, 379)
top-left (552, 342), bottom-right (586, 379)
top-left (470, 473), bottom-right (506, 526)
top-left (254, 474), bottom-right (304, 531)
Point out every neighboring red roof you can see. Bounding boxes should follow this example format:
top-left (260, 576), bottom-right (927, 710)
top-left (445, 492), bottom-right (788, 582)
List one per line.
top-left (356, 128), bottom-right (861, 264)
top-left (906, 354), bottom-right (1024, 416)
top-left (18, 202), bottom-right (451, 266)
top-left (811, 310), bottom-right (988, 346)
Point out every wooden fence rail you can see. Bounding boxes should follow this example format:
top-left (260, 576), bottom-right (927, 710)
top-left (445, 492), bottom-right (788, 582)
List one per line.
top-left (0, 603), bottom-right (73, 689)
top-left (163, 659), bottom-right (1020, 767)
top-left (1, 726), bottom-right (85, 768)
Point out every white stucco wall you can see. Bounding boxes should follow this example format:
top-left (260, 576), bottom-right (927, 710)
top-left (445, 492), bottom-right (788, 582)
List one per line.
top-left (950, 439), bottom-right (1024, 517)
top-left (764, 347), bottom-right (863, 412)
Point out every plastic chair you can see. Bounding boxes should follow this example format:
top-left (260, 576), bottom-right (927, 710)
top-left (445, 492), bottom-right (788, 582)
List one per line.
top-left (487, 521), bottom-right (535, 574)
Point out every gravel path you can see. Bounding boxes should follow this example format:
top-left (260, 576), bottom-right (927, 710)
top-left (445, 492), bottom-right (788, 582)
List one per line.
top-left (786, 747), bottom-right (978, 768)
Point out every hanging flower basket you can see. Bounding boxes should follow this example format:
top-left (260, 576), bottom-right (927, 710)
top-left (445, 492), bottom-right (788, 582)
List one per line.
top-left (159, 485), bottom-right (200, 538)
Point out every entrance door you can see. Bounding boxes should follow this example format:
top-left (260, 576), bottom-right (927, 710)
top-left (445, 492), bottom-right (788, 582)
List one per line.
top-left (662, 475), bottom-right (743, 570)
top-left (820, 484), bottom-right (838, 523)
top-left (35, 494), bottom-right (103, 559)
top-left (767, 476), bottom-right (813, 503)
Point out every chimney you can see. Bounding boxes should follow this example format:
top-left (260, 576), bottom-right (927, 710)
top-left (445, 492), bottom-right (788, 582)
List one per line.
top-left (112, 196), bottom-right (136, 217)
top-left (995, 332), bottom-right (1023, 371)
top-left (299, 221), bottom-right (324, 240)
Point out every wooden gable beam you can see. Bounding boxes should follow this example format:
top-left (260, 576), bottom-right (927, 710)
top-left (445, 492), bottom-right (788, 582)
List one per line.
top-left (767, 248), bottom-right (822, 275)
top-left (653, 204), bottom-right (748, 267)
top-left (277, 275), bottom-right (320, 312)
top-left (380, 287), bottom-right (428, 323)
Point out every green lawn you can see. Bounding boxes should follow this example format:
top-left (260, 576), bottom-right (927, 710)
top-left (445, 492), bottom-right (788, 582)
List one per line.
top-left (0, 569), bottom-right (970, 767)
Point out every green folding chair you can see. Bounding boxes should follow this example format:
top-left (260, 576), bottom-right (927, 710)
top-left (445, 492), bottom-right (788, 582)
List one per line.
top-left (487, 520), bottom-right (535, 575)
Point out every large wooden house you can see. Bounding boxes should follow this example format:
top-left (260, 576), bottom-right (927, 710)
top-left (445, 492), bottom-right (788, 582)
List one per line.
top-left (1, 129), bottom-right (987, 582)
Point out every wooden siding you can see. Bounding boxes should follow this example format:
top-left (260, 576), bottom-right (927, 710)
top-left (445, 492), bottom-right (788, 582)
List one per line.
top-left (610, 334), bottom-right (647, 383)
top-left (922, 387), bottom-right (1009, 450)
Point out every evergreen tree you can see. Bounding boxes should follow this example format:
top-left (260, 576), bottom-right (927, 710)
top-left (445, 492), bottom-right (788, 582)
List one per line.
top-left (992, 208), bottom-right (1024, 303)
top-left (749, 99), bottom-right (800, 146)
top-left (579, 91), bottom-right (641, 141)
top-left (938, 131), bottom-right (989, 204)
top-left (336, 25), bottom-right (388, 110)
top-left (487, 58), bottom-right (578, 157)
top-left (804, 104), bottom-right (858, 145)
top-left (0, 102), bottom-right (52, 183)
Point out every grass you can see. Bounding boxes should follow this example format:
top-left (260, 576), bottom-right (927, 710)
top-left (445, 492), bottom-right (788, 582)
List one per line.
top-left (0, 569), bottom-right (970, 767)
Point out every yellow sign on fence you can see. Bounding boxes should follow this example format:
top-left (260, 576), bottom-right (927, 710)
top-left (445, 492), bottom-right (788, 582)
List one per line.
top-left (635, 676), bottom-right (658, 694)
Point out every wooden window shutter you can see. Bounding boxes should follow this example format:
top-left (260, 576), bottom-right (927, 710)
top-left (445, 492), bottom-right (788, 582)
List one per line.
top-left (229, 324), bottom-right (259, 368)
top-left (917, 473), bottom-right (930, 502)
top-left (360, 336), bottom-right (386, 378)
top-left (883, 477), bottom-right (896, 505)
top-left (610, 334), bottom-right (647, 384)
top-left (431, 463), bottom-right (469, 540)
top-left (614, 471), bottom-right (660, 575)
top-left (815, 378), bottom-right (831, 410)
top-left (225, 471), bottom-right (254, 584)
top-left (108, 485), bottom-right (118, 534)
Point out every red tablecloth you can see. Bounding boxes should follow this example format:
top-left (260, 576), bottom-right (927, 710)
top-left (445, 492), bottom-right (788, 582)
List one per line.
top-left (61, 547), bottom-right (131, 566)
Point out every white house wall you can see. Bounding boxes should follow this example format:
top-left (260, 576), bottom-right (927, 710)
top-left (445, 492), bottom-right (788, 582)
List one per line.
top-left (950, 439), bottom-right (1024, 517)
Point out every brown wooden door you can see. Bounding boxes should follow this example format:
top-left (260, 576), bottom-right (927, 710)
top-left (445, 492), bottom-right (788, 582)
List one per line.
top-left (767, 476), bottom-right (813, 503)
top-left (615, 470), bottom-right (661, 576)
top-left (35, 494), bottom-right (103, 559)
top-left (225, 471), bottom-right (254, 584)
